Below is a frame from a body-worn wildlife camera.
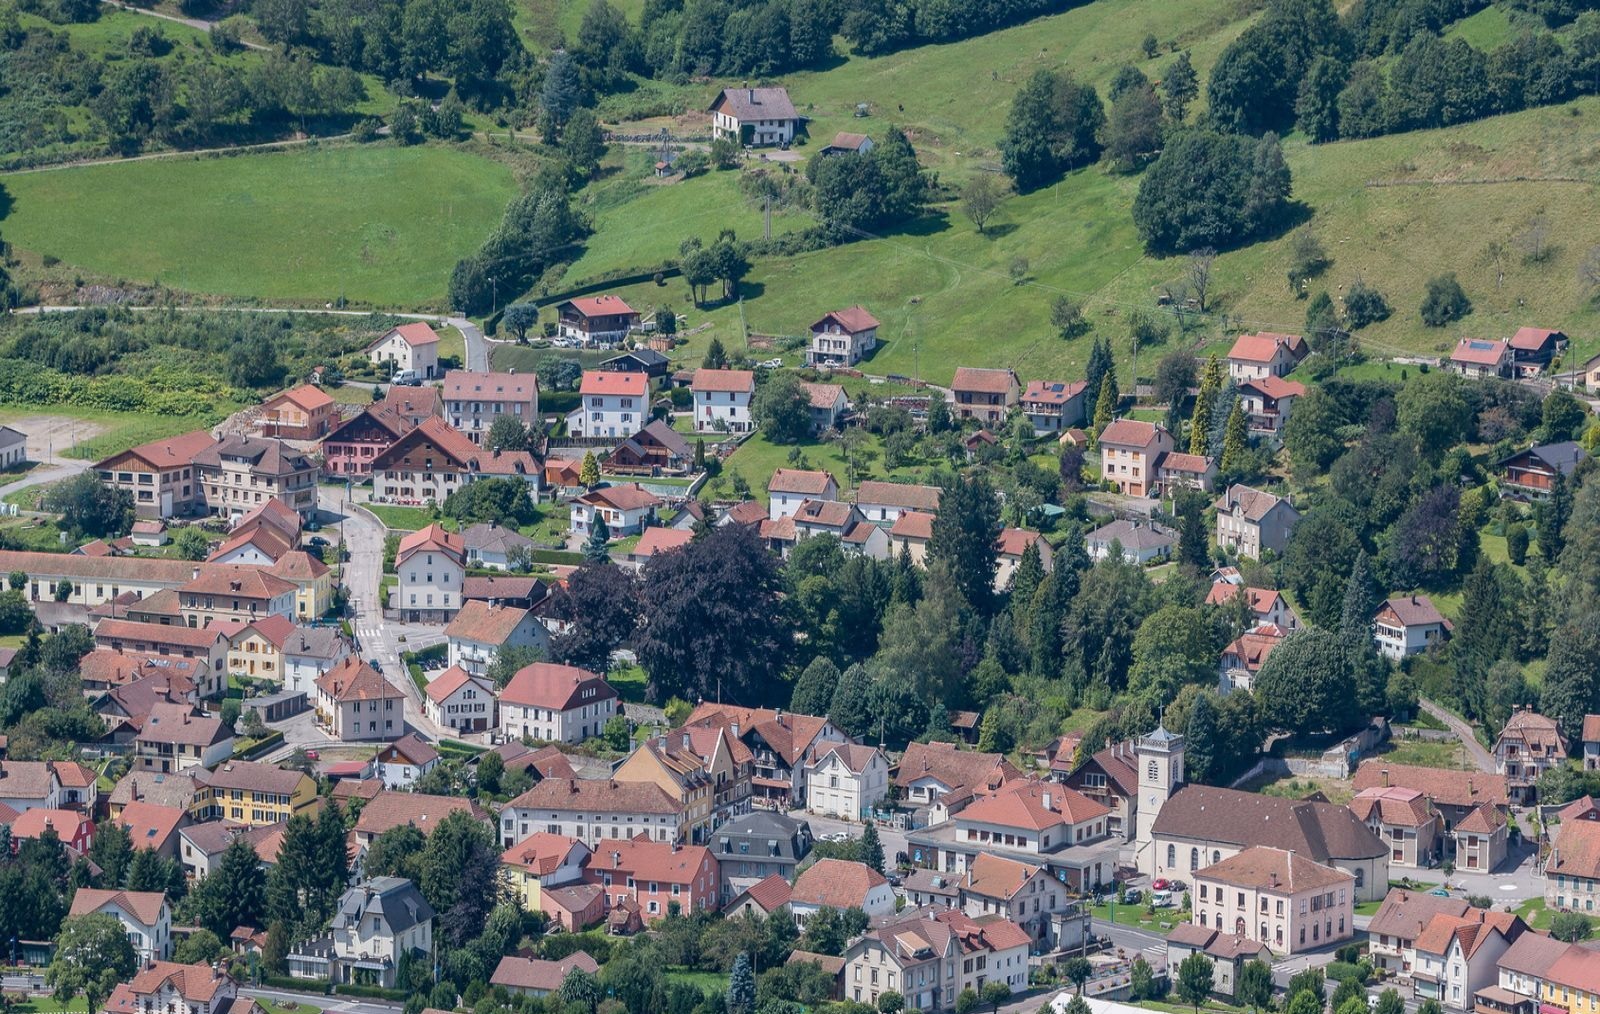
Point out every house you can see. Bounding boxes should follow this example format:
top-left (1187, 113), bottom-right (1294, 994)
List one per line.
top-left (713, 810), bottom-right (812, 903)
top-left (0, 426), bottom-right (25, 470)
top-left (789, 499), bottom-right (890, 558)
top-left (1586, 715), bottom-right (1600, 771)
top-left (683, 704), bottom-right (849, 811)
top-left (570, 484), bottom-right (662, 539)
top-left (1191, 846), bottom-right (1355, 954)
top-left (130, 521), bottom-right (168, 548)
top-left (1543, 818), bottom-right (1600, 914)
top-left (256, 385), bottom-right (337, 441)
top-left (1086, 519), bottom-right (1174, 564)
top-left (110, 770), bottom-right (200, 822)
top-left (366, 322), bottom-right (441, 380)
top-left (314, 657), bottom-right (406, 742)
top-left (1205, 584), bottom-right (1300, 631)
top-left (207, 525), bottom-right (294, 568)
top-left (1226, 331), bottom-right (1308, 381)
top-left (499, 832), bottom-right (592, 924)
top-left (52, 762), bottom-right (96, 814)
top-left (226, 614), bottom-right (297, 683)
top-left (839, 908), bottom-right (1031, 1011)
top-left (819, 132), bottom-right (874, 156)
top-left (369, 418), bottom-right (540, 506)
top-left (923, 779), bottom-right (1113, 886)
top-left (1238, 375), bottom-right (1306, 435)
top-left (1214, 484), bottom-right (1301, 559)
top-left (1448, 338), bottom-right (1514, 378)
top-left (807, 307), bottom-right (880, 368)
top-left (424, 664), bottom-right (496, 734)
top-left (896, 741), bottom-right (1021, 812)
top-left (1218, 624), bottom-right (1287, 695)
top-left (193, 436), bottom-right (318, 519)
top-left (1508, 327), bottom-right (1567, 375)
top-left (769, 469), bottom-right (839, 520)
top-left (800, 382), bottom-right (849, 432)
top-left (320, 390), bottom-right (439, 480)
top-left (586, 836), bottom-right (720, 920)
top-left (1373, 595), bottom-right (1452, 661)
top-left (491, 954), bottom-right (600, 998)
top-left (369, 733), bottom-right (437, 790)
top-left (1059, 740), bottom-right (1138, 839)
top-left (1542, 944), bottom-right (1600, 1014)
top-left (0, 760), bottom-right (63, 815)
top-left (1495, 708), bottom-right (1567, 805)
top-left (1350, 786), bottom-right (1441, 869)
top-left (567, 371), bottom-right (649, 439)
top-left (888, 511), bottom-right (934, 565)
top-left (498, 662), bottom-right (618, 745)
top-left (790, 858), bottom-right (894, 923)
top-left (950, 368), bottom-right (1020, 426)
top-left (622, 525), bottom-right (693, 569)
top-left (691, 369), bottom-right (756, 433)
top-left (856, 481), bottom-right (941, 525)
top-left (1367, 888), bottom-right (1473, 975)
top-left (995, 528), bottom-right (1053, 591)
top-left (555, 296), bottom-right (640, 346)
top-left (615, 726), bottom-right (753, 839)
top-left (499, 777), bottom-right (685, 849)
top-left (117, 962), bottom-right (248, 1014)
top-left (463, 574), bottom-right (548, 611)
top-left (68, 889), bottom-right (171, 962)
top-left (112, 800), bottom-right (187, 858)
top-left (1495, 928), bottom-right (1570, 1005)
top-left (605, 420), bottom-right (694, 475)
top-left (708, 87), bottom-right (798, 147)
top-left (94, 429), bottom-right (218, 520)
top-left (1020, 381), bottom-right (1087, 435)
top-left (1096, 420), bottom-right (1176, 498)
top-left (135, 703), bottom-right (233, 774)
top-left (1497, 442), bottom-right (1587, 501)
top-left (352, 791), bottom-right (487, 846)
top-left (290, 877), bottom-right (434, 988)
top-left (727, 874), bottom-right (794, 919)
top-left (442, 370), bottom-right (539, 445)
top-left (457, 522), bottom-right (533, 573)
top-left (1150, 451), bottom-right (1217, 498)
top-left (1164, 924), bottom-right (1272, 998)
top-left (445, 601), bottom-right (547, 677)
top-left (1411, 908), bottom-right (1527, 1010)
top-left (191, 760), bottom-right (320, 825)
top-left (11, 808), bottom-right (94, 854)
top-left (395, 523), bottom-right (466, 623)
top-left (179, 567), bottom-right (297, 627)
top-left (282, 626), bottom-right (351, 695)
top-left (806, 744), bottom-right (890, 821)
top-left (93, 620), bottom-right (230, 696)
top-left (1351, 762), bottom-right (1509, 871)
top-left (601, 348), bottom-right (670, 379)
top-left (958, 851), bottom-right (1074, 944)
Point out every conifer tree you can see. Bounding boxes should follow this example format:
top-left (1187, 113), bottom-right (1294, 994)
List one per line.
top-left (1190, 355), bottom-right (1223, 455)
top-left (1220, 400), bottom-right (1249, 472)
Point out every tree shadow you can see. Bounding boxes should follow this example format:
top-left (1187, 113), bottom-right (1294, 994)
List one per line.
top-left (883, 208), bottom-right (951, 239)
top-left (0, 183), bottom-right (12, 221)
top-left (978, 222), bottom-right (1020, 240)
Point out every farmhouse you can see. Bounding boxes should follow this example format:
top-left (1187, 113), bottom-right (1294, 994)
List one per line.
top-left (708, 87), bottom-right (798, 147)
top-left (95, 429), bottom-right (218, 521)
top-left (1447, 338), bottom-right (1513, 378)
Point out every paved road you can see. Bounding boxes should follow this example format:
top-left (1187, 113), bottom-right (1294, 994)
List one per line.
top-left (98, 0), bottom-right (270, 47)
top-left (242, 986), bottom-right (400, 1014)
top-left (1419, 698), bottom-right (1496, 772)
top-left (457, 317), bottom-right (491, 372)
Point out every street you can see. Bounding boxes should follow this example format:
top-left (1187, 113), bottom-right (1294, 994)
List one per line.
top-left (242, 986), bottom-right (401, 1014)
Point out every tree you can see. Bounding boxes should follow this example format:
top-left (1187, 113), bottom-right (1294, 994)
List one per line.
top-left (1176, 953), bottom-right (1215, 1014)
top-left (1106, 83), bottom-right (1164, 172)
top-left (1253, 629), bottom-right (1360, 734)
top-left (1542, 468), bottom-right (1572, 562)
top-left (980, 982), bottom-right (1012, 1013)
top-left (1130, 605), bottom-right (1217, 703)
top-left (1189, 355), bottom-right (1223, 455)
top-left (485, 415), bottom-right (530, 453)
top-left (559, 968), bottom-right (603, 1014)
top-left (1295, 54), bottom-right (1345, 142)
top-left (962, 174), bottom-right (1005, 235)
top-left (1061, 956), bottom-right (1093, 995)
top-left (47, 914), bottom-right (139, 1014)
top-left (540, 51), bottom-right (582, 131)
top-left (1345, 278), bottom-right (1390, 328)
top-left (1374, 990), bottom-right (1405, 1014)
top-left (583, 516), bottom-right (612, 563)
top-left (859, 823), bottom-right (885, 873)
top-left (1051, 296), bottom-right (1087, 341)
top-left (1543, 387), bottom-right (1587, 443)
top-left (1420, 273), bottom-right (1472, 326)
top-left (727, 952), bottom-right (756, 1014)
top-left (502, 303), bottom-right (539, 341)
top-left (1133, 130), bottom-right (1291, 254)
top-left (550, 561), bottom-right (639, 673)
top-left (183, 836), bottom-right (266, 937)
top-left (171, 929), bottom-right (224, 965)
top-left (877, 991), bottom-right (905, 1014)
top-left (792, 657), bottom-right (840, 716)
top-left (927, 474), bottom-right (1001, 615)
top-left (89, 821), bottom-right (133, 889)
top-left (704, 338), bottom-right (729, 369)
top-left (1540, 620), bottom-right (1600, 743)
top-left (580, 450), bottom-right (601, 489)
top-left (1084, 337), bottom-right (1115, 424)
top-left (1236, 960), bottom-right (1274, 1014)
top-left (169, 526), bottom-right (211, 561)
top-left (999, 69), bottom-right (1105, 191)
top-left (1163, 50), bottom-right (1198, 121)
top-left (754, 372), bottom-right (814, 444)
top-left (1340, 550), bottom-right (1380, 639)
top-left (1185, 691), bottom-right (1222, 784)
top-left (955, 989), bottom-right (979, 1014)
top-left (1551, 909), bottom-right (1595, 942)
top-left (829, 663), bottom-right (876, 739)
top-left (1187, 248), bottom-right (1217, 313)
top-left (1220, 400), bottom-right (1249, 474)
top-left (1092, 377), bottom-right (1118, 431)
top-left (44, 473), bottom-right (134, 539)
top-left (1129, 956), bottom-right (1155, 1001)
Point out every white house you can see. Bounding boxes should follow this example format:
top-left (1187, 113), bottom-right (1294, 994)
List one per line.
top-left (806, 744), bottom-right (889, 821)
top-left (566, 371), bottom-right (649, 439)
top-left (396, 523), bottom-right (465, 623)
top-left (1225, 332), bottom-right (1308, 381)
top-left (768, 469), bottom-right (839, 520)
top-left (444, 600), bottom-right (548, 677)
top-left (691, 369), bottom-right (755, 433)
top-left (499, 778), bottom-right (685, 849)
top-left (283, 626), bottom-right (351, 695)
top-left (424, 664), bottom-right (497, 734)
top-left (366, 322), bottom-right (441, 380)
top-left (1373, 595), bottom-right (1452, 661)
top-left (498, 662), bottom-right (619, 745)
top-left (67, 889), bottom-right (171, 963)
top-left (854, 481), bottom-right (941, 524)
top-left (789, 858), bottom-right (895, 924)
top-left (0, 426), bottom-right (26, 470)
top-left (461, 522), bottom-right (535, 571)
top-left (326, 877), bottom-right (435, 988)
top-left (375, 733), bottom-right (441, 790)
top-left (806, 307), bottom-right (879, 368)
top-left (1086, 519), bottom-right (1175, 564)
top-left (570, 484), bottom-right (662, 539)
top-left (708, 87), bottom-right (798, 147)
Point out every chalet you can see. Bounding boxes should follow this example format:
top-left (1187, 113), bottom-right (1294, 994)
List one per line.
top-left (1494, 708), bottom-right (1566, 805)
top-left (800, 382), bottom-right (849, 432)
top-left (806, 306), bottom-right (879, 367)
top-left (708, 87), bottom-right (798, 147)
top-left (370, 418), bottom-right (540, 505)
top-left (1214, 484), bottom-right (1301, 559)
top-left (320, 397), bottom-right (431, 480)
top-left (1447, 338), bottom-right (1513, 379)
top-left (605, 420), bottom-right (693, 475)
top-left (950, 367), bottom-right (1020, 426)
top-left (855, 480), bottom-right (941, 524)
top-left (1226, 331), bottom-right (1308, 381)
top-left (1496, 442), bottom-right (1586, 501)
top-left (556, 295), bottom-right (639, 346)
top-left (691, 369), bottom-right (756, 433)
top-left (95, 429), bottom-right (218, 521)
top-left (570, 484), bottom-right (661, 538)
top-left (1097, 419), bottom-right (1175, 498)
top-left (768, 469), bottom-right (839, 520)
top-left (567, 371), bottom-right (649, 439)
top-left (1508, 327), bottom-right (1567, 376)
top-left (600, 348), bottom-right (670, 379)
top-left (895, 741), bottom-right (1020, 812)
top-left (1238, 375), bottom-right (1306, 435)
top-left (366, 322), bottom-right (440, 380)
top-left (1086, 519), bottom-right (1174, 565)
top-left (1020, 380), bottom-right (1087, 435)
top-left (1218, 624), bottom-right (1287, 695)
top-left (442, 370), bottom-right (540, 446)
top-left (1373, 595), bottom-right (1451, 661)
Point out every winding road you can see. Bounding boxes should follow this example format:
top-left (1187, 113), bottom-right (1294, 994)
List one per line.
top-left (1418, 697), bottom-right (1496, 773)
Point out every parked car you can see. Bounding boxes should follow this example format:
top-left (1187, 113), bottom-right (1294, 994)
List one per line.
top-left (308, 536), bottom-right (330, 548)
top-left (392, 369), bottom-right (422, 386)
top-left (1151, 890), bottom-right (1175, 908)
top-left (821, 831), bottom-right (851, 843)
top-left (759, 358), bottom-right (784, 369)
top-left (1151, 878), bottom-right (1171, 891)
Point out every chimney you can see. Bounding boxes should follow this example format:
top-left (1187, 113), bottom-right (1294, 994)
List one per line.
top-left (1042, 791), bottom-right (1052, 811)
top-left (509, 367), bottom-right (516, 375)
top-left (731, 723), bottom-right (740, 738)
top-left (1381, 768), bottom-right (1390, 788)
top-left (612, 851), bottom-right (622, 868)
top-left (192, 567), bottom-right (201, 580)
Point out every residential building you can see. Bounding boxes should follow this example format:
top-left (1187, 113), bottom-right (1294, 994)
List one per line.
top-left (1191, 846), bottom-right (1355, 955)
top-left (265, 550), bottom-right (335, 620)
top-left (1352, 762), bottom-right (1509, 871)
top-left (566, 371), bottom-right (648, 439)
top-left (491, 954), bottom-right (600, 998)
top-left (110, 770), bottom-right (201, 822)
top-left (600, 348), bottom-right (670, 379)
top-left (1351, 786), bottom-right (1442, 869)
top-left (1586, 716), bottom-right (1600, 771)
top-left (1214, 484), bottom-right (1301, 559)
top-left (117, 961), bottom-right (246, 1014)
top-left (1448, 338), bottom-right (1514, 378)
top-left (369, 418), bottom-right (540, 506)
top-left (255, 385), bottom-right (337, 441)
top-left (192, 760), bottom-right (320, 825)
top-left (1508, 327), bottom-right (1568, 376)
top-left (791, 858), bottom-right (894, 923)
top-left (193, 436), bottom-right (317, 519)
top-left (995, 528), bottom-right (1053, 591)
top-left (320, 390), bottom-right (438, 480)
top-left (1368, 888), bottom-right (1473, 975)
top-left (615, 726), bottom-right (752, 840)
top-left (226, 614), bottom-right (295, 682)
top-left (1059, 740), bottom-right (1138, 839)
top-left (1020, 380), bottom-right (1087, 435)
top-left (1497, 442), bottom-right (1587, 501)
top-left (691, 369), bottom-right (756, 432)
top-left (1097, 419), bottom-right (1175, 498)
top-left (68, 889), bottom-right (170, 962)
top-left (621, 526), bottom-right (693, 568)
top-left (1205, 584), bottom-right (1300, 631)
top-left (1238, 375), bottom-right (1307, 435)
top-left (498, 832), bottom-right (591, 920)
top-left (373, 733), bottom-right (440, 790)
top-left (806, 307), bottom-right (879, 367)
top-left (604, 420), bottom-right (694, 475)
top-left (1412, 909), bottom-right (1526, 1010)
top-left (708, 87), bottom-right (798, 146)
top-left (788, 499), bottom-right (890, 559)
top-left (10, 808), bottom-right (94, 854)
top-left (179, 567), bottom-right (297, 627)
top-left (555, 296), bottom-right (640, 346)
top-left (291, 877), bottom-right (434, 988)
top-left (768, 469), bottom-right (839, 520)
top-left (0, 426), bottom-right (25, 470)
top-left (1153, 451), bottom-right (1218, 497)
top-left (1373, 595), bottom-right (1452, 661)
top-left (570, 484), bottom-right (662, 539)
top-left (727, 875), bottom-right (794, 919)
top-left (800, 382), bottom-right (849, 432)
top-left (395, 523), bottom-right (466, 623)
top-left (895, 741), bottom-right (1021, 811)
top-left (855, 481), bottom-right (941, 524)
top-left (365, 322), bottom-right (441, 379)
top-left (1086, 519), bottom-right (1175, 564)
top-left (352, 792), bottom-right (486, 846)
top-left (111, 800), bottom-right (186, 858)
top-left (0, 760), bottom-right (63, 814)
top-left (888, 511), bottom-right (934, 565)
top-left (950, 368), bottom-right (1020, 426)
top-left (425, 664), bottom-right (496, 733)
top-left (93, 620), bottom-right (230, 698)
top-left (840, 908), bottom-right (1031, 1011)
top-left (94, 429), bottom-right (218, 520)
top-left (314, 657), bottom-right (406, 742)
top-left (806, 744), bottom-right (889, 820)
top-left (958, 851), bottom-right (1073, 944)
top-left (463, 574), bottom-right (547, 610)
top-left (282, 625), bottom-right (352, 694)
top-left (135, 703), bottom-right (233, 773)
top-left (1542, 944), bottom-right (1600, 1014)
top-left (926, 779), bottom-right (1113, 884)
top-left (1496, 929), bottom-right (1570, 1003)
top-left (1544, 818), bottom-right (1600, 914)
top-left (500, 777), bottom-right (685, 849)
top-left (498, 662), bottom-right (618, 744)
top-left (683, 704), bottom-right (848, 811)
top-left (444, 601), bottom-right (546, 677)
top-left (586, 837), bottom-right (720, 920)
top-left (1164, 924), bottom-right (1272, 998)
top-left (1218, 625), bottom-right (1287, 695)
top-left (713, 811), bottom-right (812, 902)
top-left (442, 370), bottom-right (539, 445)
top-left (1226, 332), bottom-right (1308, 381)
top-left (1496, 709), bottom-right (1567, 805)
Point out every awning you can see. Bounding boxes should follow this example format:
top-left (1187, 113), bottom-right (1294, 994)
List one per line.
top-left (752, 777), bottom-right (790, 790)
top-left (1541, 1005), bottom-right (1567, 1014)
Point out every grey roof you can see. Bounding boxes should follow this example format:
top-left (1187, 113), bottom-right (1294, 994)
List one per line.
top-left (1087, 519), bottom-right (1175, 552)
top-left (715, 810), bottom-right (813, 864)
top-left (709, 87), bottom-right (798, 122)
top-left (180, 820), bottom-right (246, 858)
top-left (461, 522), bottom-right (536, 556)
top-left (1502, 441), bottom-right (1587, 477)
top-left (0, 427), bottom-right (25, 448)
top-left (1152, 784), bottom-right (1388, 862)
top-left (285, 625), bottom-right (349, 661)
top-left (193, 435), bottom-right (313, 477)
top-left (603, 349), bottom-right (668, 369)
top-left (332, 877), bottom-right (435, 935)
top-left (616, 419), bottom-right (692, 461)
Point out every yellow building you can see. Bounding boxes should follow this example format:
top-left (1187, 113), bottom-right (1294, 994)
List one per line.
top-left (1543, 944), bottom-right (1600, 1014)
top-left (613, 726), bottom-right (752, 844)
top-left (227, 615), bottom-right (296, 682)
top-left (499, 832), bottom-right (591, 912)
top-left (191, 760), bottom-right (320, 826)
top-left (268, 552), bottom-right (333, 620)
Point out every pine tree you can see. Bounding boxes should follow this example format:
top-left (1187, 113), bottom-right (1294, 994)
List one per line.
top-left (1540, 621), bottom-right (1600, 744)
top-left (263, 921), bottom-right (289, 976)
top-left (583, 516), bottom-right (611, 563)
top-left (1454, 559), bottom-right (1514, 720)
top-left (1009, 541), bottom-right (1044, 603)
top-left (926, 474), bottom-right (1002, 616)
top-left (727, 952), bottom-right (756, 1014)
top-left (1220, 399), bottom-right (1249, 473)
top-left (1541, 469), bottom-right (1571, 562)
top-left (791, 657), bottom-right (841, 716)
top-left (579, 451), bottom-right (600, 489)
top-left (1185, 692), bottom-right (1221, 784)
top-left (704, 338), bottom-right (728, 369)
top-left (859, 823), bottom-right (886, 873)
top-left (1339, 551), bottom-right (1380, 639)
top-left (1092, 377), bottom-right (1118, 431)
top-left (1189, 355), bottom-right (1223, 455)
top-left (1084, 337), bottom-right (1113, 416)
top-left (1207, 380), bottom-right (1238, 459)
top-left (1522, 557), bottom-right (1551, 659)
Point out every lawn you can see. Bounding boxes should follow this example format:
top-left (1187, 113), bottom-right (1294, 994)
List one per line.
top-left (664, 968), bottom-right (725, 995)
top-left (1243, 771), bottom-right (1356, 806)
top-left (1513, 896), bottom-right (1600, 935)
top-left (713, 429), bottom-right (933, 499)
top-left (1, 145), bottom-right (517, 307)
top-left (361, 503), bottom-right (449, 531)
top-left (1374, 737), bottom-right (1476, 770)
top-left (1445, 5), bottom-right (1517, 50)
top-left (0, 406), bottom-right (233, 462)
top-left (1089, 901), bottom-right (1182, 936)
top-left (608, 663), bottom-right (649, 704)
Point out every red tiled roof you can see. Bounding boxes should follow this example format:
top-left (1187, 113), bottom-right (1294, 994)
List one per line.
top-left (1547, 819), bottom-right (1600, 879)
top-left (1583, 715), bottom-right (1600, 744)
top-left (959, 778), bottom-right (1110, 831)
top-left (1546, 944), bottom-right (1600, 996)
top-left (97, 619), bottom-right (230, 649)
top-left (397, 522), bottom-right (465, 562)
top-left (1350, 786), bottom-right (1433, 827)
top-left (380, 322), bottom-right (441, 348)
top-left (181, 566), bottom-right (295, 600)
top-left (791, 858), bottom-right (886, 909)
top-left (425, 664), bottom-right (489, 704)
top-left (1196, 845), bottom-right (1353, 892)
top-left (128, 963), bottom-right (232, 1004)
top-left (996, 528), bottom-right (1040, 559)
top-left (1227, 332), bottom-right (1306, 364)
top-left (501, 832), bottom-right (588, 876)
top-left (736, 873), bottom-right (793, 913)
top-left (491, 953), bottom-right (599, 993)
top-left (1158, 451), bottom-right (1213, 474)
top-left (1450, 338), bottom-right (1511, 366)
top-left (115, 801), bottom-right (187, 850)
top-left (240, 614), bottom-right (297, 650)
top-left (1351, 761), bottom-right (1508, 809)
top-left (692, 369), bottom-right (755, 393)
top-left (578, 371), bottom-right (648, 398)
top-left (769, 469), bottom-right (836, 495)
top-left (508, 777), bottom-right (682, 815)
top-left (69, 888), bottom-right (166, 925)
top-left (591, 836), bottom-right (711, 883)
top-left (800, 382), bottom-right (846, 410)
top-left (631, 527), bottom-right (692, 558)
top-left (1375, 595), bottom-right (1448, 628)
top-left (855, 481), bottom-right (941, 512)
top-left (565, 295), bottom-right (637, 318)
top-left (1021, 380), bottom-right (1086, 406)
top-left (442, 370), bottom-right (538, 402)
top-left (501, 662), bottom-right (617, 711)
top-left (316, 656), bottom-right (405, 703)
top-left (951, 367), bottom-right (1018, 395)
top-left (444, 600), bottom-right (531, 646)
top-left (1098, 419), bottom-right (1166, 449)
top-left (96, 429), bottom-right (218, 472)
top-left (353, 791), bottom-right (487, 837)
top-left (1509, 326), bottom-right (1564, 351)
top-left (812, 306), bottom-right (879, 333)
top-left (1241, 375), bottom-right (1306, 400)
top-left (270, 384), bottom-right (334, 412)
top-left (579, 484), bottom-right (663, 512)
top-left (890, 510), bottom-right (935, 540)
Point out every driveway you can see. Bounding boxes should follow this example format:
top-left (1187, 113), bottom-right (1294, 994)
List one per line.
top-left (1419, 698), bottom-right (1495, 773)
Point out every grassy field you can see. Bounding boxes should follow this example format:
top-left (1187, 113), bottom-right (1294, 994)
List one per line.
top-left (1088, 902), bottom-right (1182, 935)
top-left (1445, 5), bottom-right (1518, 49)
top-left (1, 145), bottom-right (516, 307)
top-left (1513, 896), bottom-right (1600, 934)
top-left (1373, 737), bottom-right (1476, 770)
top-left (0, 405), bottom-right (232, 461)
top-left (1244, 771), bottom-right (1356, 806)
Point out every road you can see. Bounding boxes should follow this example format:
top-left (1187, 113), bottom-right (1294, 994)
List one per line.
top-left (98, 0), bottom-right (271, 47)
top-left (457, 317), bottom-right (491, 372)
top-left (242, 986), bottom-right (400, 1014)
top-left (1418, 698), bottom-right (1496, 773)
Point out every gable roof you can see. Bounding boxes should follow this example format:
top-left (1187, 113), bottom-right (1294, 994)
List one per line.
top-left (1350, 786), bottom-right (1434, 828)
top-left (1547, 818), bottom-right (1600, 879)
top-left (1375, 594), bottom-right (1448, 628)
top-left (1351, 761), bottom-right (1508, 809)
top-left (1227, 332), bottom-right (1307, 363)
top-left (1152, 783), bottom-right (1387, 861)
top-left (353, 791), bottom-right (488, 837)
top-left (962, 852), bottom-right (1038, 900)
top-left (710, 87), bottom-right (798, 121)
top-left (444, 600), bottom-right (532, 646)
top-left (950, 367), bottom-right (1018, 395)
top-left (370, 322), bottom-right (440, 349)
top-left (136, 703), bottom-right (230, 748)
top-left (1450, 338), bottom-right (1511, 366)
top-left (396, 522), bottom-right (465, 564)
top-left (128, 962), bottom-right (232, 1004)
top-left (501, 663), bottom-right (616, 711)
top-left (1498, 929), bottom-right (1574, 978)
top-left (380, 732), bottom-right (440, 768)
top-left (1098, 419), bottom-right (1168, 449)
top-left (895, 741), bottom-right (1020, 794)
top-left (812, 306), bottom-right (879, 333)
top-left (1240, 375), bottom-right (1307, 400)
top-left (424, 664), bottom-right (491, 704)
top-left (855, 481), bottom-right (942, 512)
top-left (316, 656), bottom-right (405, 703)
top-left (890, 510), bottom-right (935, 541)
top-left (800, 382), bottom-right (847, 411)
top-left (195, 760), bottom-right (309, 796)
top-left (562, 295), bottom-right (637, 319)
top-left (1509, 326), bottom-right (1565, 351)
top-left (507, 777), bottom-right (682, 815)
top-left (578, 370), bottom-right (648, 398)
top-left (442, 370), bottom-right (539, 402)
top-left (769, 469), bottom-right (836, 496)
top-left (578, 484), bottom-right (662, 512)
top-left (1214, 484), bottom-right (1296, 523)
top-left (95, 429), bottom-right (218, 472)
top-left (692, 369), bottom-right (756, 394)
top-left (1087, 519), bottom-right (1174, 551)
top-left (267, 384), bottom-right (334, 413)
top-left (733, 873), bottom-right (793, 913)
top-left (791, 858), bottom-right (887, 909)
top-left (500, 832), bottom-right (589, 876)
top-left (192, 435), bottom-right (314, 478)
top-left (1367, 888), bottom-right (1472, 941)
top-left (491, 953), bottom-right (600, 993)
top-left (631, 526), bottom-right (693, 559)
top-left (1021, 380), bottom-right (1087, 406)
top-left (69, 888), bottom-right (167, 925)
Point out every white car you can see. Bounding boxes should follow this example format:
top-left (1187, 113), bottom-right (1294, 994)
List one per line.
top-left (821, 831), bottom-right (851, 843)
top-left (760, 358), bottom-right (784, 369)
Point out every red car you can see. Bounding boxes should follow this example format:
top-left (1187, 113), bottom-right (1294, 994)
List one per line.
top-left (304, 750), bottom-right (320, 761)
top-left (1151, 878), bottom-right (1170, 891)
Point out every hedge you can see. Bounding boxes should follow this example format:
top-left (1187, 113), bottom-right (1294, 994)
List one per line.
top-left (333, 983), bottom-right (409, 1000)
top-left (257, 974), bottom-right (329, 993)
top-left (234, 729), bottom-right (286, 760)
top-left (529, 548), bottom-right (584, 565)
